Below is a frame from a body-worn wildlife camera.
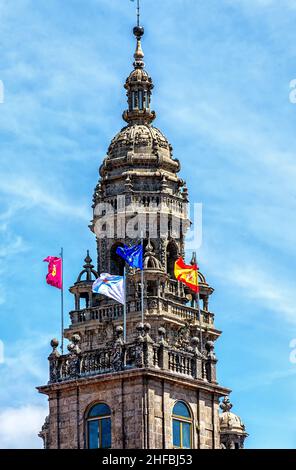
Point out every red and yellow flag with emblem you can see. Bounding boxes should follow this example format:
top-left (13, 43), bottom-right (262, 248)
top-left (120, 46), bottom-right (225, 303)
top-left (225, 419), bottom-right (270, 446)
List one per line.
top-left (174, 257), bottom-right (199, 293)
top-left (43, 256), bottom-right (62, 289)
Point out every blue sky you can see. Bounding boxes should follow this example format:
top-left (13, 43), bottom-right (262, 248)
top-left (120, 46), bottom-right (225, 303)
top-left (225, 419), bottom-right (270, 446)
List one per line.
top-left (0, 0), bottom-right (296, 448)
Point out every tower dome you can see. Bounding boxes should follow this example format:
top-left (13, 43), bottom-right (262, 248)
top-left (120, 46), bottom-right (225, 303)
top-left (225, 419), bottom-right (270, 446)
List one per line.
top-left (107, 124), bottom-right (172, 160)
top-left (219, 396), bottom-right (248, 449)
top-left (220, 409), bottom-right (246, 433)
top-left (98, 27), bottom-right (181, 183)
top-left (106, 25), bottom-right (172, 162)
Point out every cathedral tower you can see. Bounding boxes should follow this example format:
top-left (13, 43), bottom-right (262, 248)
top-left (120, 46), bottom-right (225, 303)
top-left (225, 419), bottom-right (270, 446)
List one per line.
top-left (37, 23), bottom-right (247, 450)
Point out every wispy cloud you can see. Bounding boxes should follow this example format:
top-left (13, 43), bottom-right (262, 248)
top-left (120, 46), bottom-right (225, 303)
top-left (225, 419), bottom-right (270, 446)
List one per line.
top-left (221, 261), bottom-right (296, 323)
top-left (234, 367), bottom-right (296, 392)
top-left (0, 219), bottom-right (27, 305)
top-left (0, 333), bottom-right (53, 406)
top-left (0, 225), bottom-right (25, 258)
top-left (162, 31), bottom-right (296, 325)
top-left (0, 178), bottom-right (88, 221)
top-left (0, 405), bottom-right (46, 449)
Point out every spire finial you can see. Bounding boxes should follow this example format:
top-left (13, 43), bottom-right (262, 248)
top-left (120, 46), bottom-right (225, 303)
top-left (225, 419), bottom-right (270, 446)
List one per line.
top-left (190, 251), bottom-right (197, 266)
top-left (76, 251), bottom-right (98, 283)
top-left (84, 250), bottom-right (93, 269)
top-left (122, 1), bottom-right (155, 125)
top-left (133, 24), bottom-right (145, 69)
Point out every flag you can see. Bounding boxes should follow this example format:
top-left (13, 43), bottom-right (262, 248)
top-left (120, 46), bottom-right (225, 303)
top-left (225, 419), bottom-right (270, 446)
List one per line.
top-left (43, 256), bottom-right (62, 289)
top-left (92, 273), bottom-right (125, 305)
top-left (174, 257), bottom-right (199, 293)
top-left (116, 244), bottom-right (143, 269)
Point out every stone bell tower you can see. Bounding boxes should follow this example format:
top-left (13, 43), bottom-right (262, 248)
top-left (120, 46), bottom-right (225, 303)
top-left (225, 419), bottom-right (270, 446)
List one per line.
top-left (37, 24), bottom-right (247, 450)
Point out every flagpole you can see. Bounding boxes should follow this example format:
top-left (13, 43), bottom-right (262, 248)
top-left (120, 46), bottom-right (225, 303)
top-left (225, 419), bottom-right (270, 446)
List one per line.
top-left (192, 251), bottom-right (202, 351)
top-left (141, 231), bottom-right (144, 324)
top-left (197, 291), bottom-right (203, 352)
top-left (60, 247), bottom-right (64, 355)
top-left (196, 264), bottom-right (202, 352)
top-left (123, 265), bottom-right (127, 343)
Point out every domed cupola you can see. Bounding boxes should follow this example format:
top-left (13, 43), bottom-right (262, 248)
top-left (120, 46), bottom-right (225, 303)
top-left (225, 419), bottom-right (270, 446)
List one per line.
top-left (219, 396), bottom-right (248, 449)
top-left (144, 239), bottom-right (164, 271)
top-left (69, 251), bottom-right (98, 312)
top-left (97, 23), bottom-right (182, 188)
top-left (106, 125), bottom-right (173, 161)
top-left (122, 26), bottom-right (155, 126)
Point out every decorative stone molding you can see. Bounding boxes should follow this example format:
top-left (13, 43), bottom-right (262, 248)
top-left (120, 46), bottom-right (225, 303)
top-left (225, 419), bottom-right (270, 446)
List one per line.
top-left (38, 415), bottom-right (50, 449)
top-left (47, 322), bottom-right (215, 384)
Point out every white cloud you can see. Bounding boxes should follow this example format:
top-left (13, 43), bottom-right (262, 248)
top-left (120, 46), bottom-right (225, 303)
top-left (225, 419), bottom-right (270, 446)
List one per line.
top-left (0, 405), bottom-right (46, 449)
top-left (0, 333), bottom-right (53, 406)
top-left (228, 264), bottom-right (296, 322)
top-left (165, 51), bottom-right (296, 325)
top-left (0, 219), bottom-right (28, 305)
top-left (0, 335), bottom-right (57, 449)
top-left (235, 368), bottom-right (296, 392)
top-left (203, 246), bottom-right (296, 324)
top-left (0, 178), bottom-right (88, 221)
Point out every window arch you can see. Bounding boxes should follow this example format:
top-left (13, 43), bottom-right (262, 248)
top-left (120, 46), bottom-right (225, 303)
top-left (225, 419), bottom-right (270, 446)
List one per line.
top-left (86, 403), bottom-right (111, 449)
top-left (166, 241), bottom-right (179, 278)
top-left (138, 90), bottom-right (144, 110)
top-left (172, 401), bottom-right (192, 449)
top-left (110, 243), bottom-right (125, 276)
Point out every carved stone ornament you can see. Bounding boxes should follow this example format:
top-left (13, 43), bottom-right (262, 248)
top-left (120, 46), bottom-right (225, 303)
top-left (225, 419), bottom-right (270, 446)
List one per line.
top-left (38, 415), bottom-right (50, 449)
top-left (49, 359), bottom-right (60, 383)
top-left (174, 323), bottom-right (191, 350)
top-left (111, 349), bottom-right (124, 371)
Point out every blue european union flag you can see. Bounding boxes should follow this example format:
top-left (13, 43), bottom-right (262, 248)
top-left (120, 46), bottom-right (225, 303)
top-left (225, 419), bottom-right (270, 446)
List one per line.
top-left (116, 244), bottom-right (143, 269)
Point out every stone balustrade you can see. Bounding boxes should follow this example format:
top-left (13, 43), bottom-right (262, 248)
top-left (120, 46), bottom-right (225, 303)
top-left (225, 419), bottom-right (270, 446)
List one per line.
top-left (48, 325), bottom-right (217, 385)
top-left (69, 298), bottom-right (214, 326)
top-left (70, 304), bottom-right (124, 323)
top-left (95, 193), bottom-right (188, 217)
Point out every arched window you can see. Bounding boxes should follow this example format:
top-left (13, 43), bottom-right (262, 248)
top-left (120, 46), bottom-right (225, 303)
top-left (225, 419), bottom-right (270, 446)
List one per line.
top-left (138, 90), bottom-right (144, 110)
top-left (110, 243), bottom-right (125, 276)
top-left (144, 90), bottom-right (149, 108)
top-left (86, 403), bottom-right (111, 449)
top-left (172, 401), bottom-right (192, 449)
top-left (166, 241), bottom-right (178, 278)
top-left (131, 91), bottom-right (137, 110)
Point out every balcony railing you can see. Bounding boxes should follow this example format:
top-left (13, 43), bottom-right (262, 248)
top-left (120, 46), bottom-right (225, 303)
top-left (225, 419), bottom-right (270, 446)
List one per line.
top-left (69, 298), bottom-right (214, 326)
top-left (48, 327), bottom-right (217, 385)
top-left (95, 193), bottom-right (189, 218)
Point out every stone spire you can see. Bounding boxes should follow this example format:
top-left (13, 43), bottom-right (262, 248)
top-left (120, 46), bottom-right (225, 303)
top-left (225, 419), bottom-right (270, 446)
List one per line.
top-left (122, 26), bottom-right (156, 125)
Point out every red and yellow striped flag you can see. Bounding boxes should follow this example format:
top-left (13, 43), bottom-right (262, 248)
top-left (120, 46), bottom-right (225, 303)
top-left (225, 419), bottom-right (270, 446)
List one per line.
top-left (174, 257), bottom-right (199, 293)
